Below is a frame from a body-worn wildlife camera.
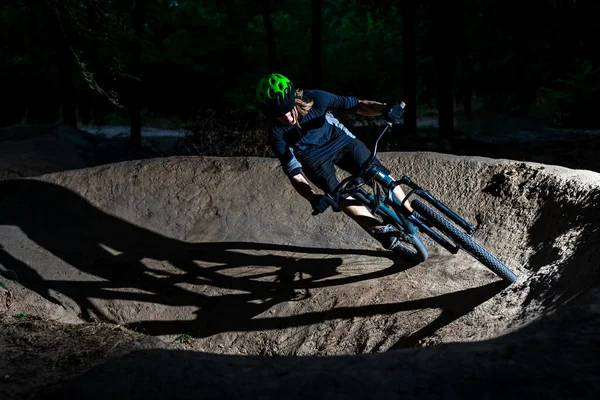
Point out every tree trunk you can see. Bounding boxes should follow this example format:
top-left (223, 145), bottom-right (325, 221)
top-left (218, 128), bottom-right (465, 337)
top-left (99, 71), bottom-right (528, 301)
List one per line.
top-left (433, 3), bottom-right (456, 139)
top-left (311, 0), bottom-right (323, 87)
top-left (58, 28), bottom-right (77, 127)
top-left (462, 1), bottom-right (472, 118)
top-left (129, 0), bottom-right (145, 149)
top-left (463, 54), bottom-right (472, 118)
top-left (261, 1), bottom-right (277, 71)
top-left (402, 0), bottom-right (417, 134)
top-left (50, 0), bottom-right (77, 127)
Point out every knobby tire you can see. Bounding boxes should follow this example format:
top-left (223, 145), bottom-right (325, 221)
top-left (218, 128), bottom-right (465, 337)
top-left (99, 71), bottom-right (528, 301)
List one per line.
top-left (411, 199), bottom-right (518, 283)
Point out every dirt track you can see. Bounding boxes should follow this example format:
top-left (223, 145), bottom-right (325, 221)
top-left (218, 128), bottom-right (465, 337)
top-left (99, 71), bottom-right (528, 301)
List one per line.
top-left (1, 151), bottom-right (600, 399)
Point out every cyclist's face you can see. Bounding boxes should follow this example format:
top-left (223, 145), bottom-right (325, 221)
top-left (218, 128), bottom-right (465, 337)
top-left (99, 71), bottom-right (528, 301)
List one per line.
top-left (277, 108), bottom-right (297, 125)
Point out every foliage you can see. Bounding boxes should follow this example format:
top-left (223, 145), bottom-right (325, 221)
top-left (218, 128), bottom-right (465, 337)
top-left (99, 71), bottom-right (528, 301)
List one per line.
top-left (46, 0), bottom-right (138, 109)
top-left (539, 61), bottom-right (600, 128)
top-left (182, 108), bottom-right (271, 157)
top-left (1, 0), bottom-right (599, 128)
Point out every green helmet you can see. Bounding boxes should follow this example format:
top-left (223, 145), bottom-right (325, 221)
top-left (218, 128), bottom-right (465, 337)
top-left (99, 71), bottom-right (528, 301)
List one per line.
top-left (256, 73), bottom-right (296, 119)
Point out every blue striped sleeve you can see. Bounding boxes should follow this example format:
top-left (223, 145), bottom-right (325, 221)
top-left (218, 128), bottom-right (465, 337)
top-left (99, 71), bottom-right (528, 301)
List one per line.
top-left (268, 128), bottom-right (303, 178)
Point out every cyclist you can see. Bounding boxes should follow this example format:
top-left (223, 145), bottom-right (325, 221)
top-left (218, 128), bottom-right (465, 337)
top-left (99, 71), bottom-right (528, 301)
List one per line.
top-left (256, 72), bottom-right (413, 251)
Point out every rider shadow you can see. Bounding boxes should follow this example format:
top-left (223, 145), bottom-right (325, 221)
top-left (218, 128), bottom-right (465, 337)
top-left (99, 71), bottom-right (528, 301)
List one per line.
top-left (0, 179), bottom-right (417, 338)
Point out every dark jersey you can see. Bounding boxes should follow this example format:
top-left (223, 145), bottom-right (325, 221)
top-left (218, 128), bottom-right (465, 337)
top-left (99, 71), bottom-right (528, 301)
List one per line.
top-left (267, 89), bottom-right (360, 177)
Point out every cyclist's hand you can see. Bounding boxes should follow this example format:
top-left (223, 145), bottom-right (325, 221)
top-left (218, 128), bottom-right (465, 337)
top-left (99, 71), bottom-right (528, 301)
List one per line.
top-left (383, 103), bottom-right (405, 125)
top-left (310, 195), bottom-right (339, 215)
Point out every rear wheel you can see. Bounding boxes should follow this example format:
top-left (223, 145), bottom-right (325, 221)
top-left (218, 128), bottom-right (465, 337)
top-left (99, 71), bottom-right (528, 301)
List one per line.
top-left (411, 199), bottom-right (518, 283)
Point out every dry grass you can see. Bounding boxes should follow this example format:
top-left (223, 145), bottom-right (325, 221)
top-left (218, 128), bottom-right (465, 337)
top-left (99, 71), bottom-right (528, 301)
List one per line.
top-left (148, 108), bottom-right (274, 158)
top-left (0, 313), bottom-right (164, 400)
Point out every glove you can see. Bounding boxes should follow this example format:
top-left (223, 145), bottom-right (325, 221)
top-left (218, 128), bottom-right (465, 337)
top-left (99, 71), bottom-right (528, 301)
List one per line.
top-left (310, 195), bottom-right (339, 215)
top-left (383, 103), bottom-right (405, 125)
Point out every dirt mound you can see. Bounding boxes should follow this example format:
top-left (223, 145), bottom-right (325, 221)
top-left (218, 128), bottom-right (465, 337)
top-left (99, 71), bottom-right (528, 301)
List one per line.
top-left (0, 124), bottom-right (155, 182)
top-left (1, 153), bottom-right (599, 399)
top-left (0, 124), bottom-right (90, 180)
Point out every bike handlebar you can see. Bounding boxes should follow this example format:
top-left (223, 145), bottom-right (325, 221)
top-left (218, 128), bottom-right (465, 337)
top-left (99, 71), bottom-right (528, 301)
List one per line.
top-left (332, 101), bottom-right (406, 200)
top-left (362, 101), bottom-right (405, 169)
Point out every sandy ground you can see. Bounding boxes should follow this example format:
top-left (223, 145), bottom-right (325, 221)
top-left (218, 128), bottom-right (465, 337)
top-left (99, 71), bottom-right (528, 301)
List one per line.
top-left (0, 124), bottom-right (599, 399)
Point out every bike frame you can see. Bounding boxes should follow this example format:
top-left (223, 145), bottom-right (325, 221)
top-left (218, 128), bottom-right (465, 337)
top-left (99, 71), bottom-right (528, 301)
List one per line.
top-left (334, 118), bottom-right (478, 255)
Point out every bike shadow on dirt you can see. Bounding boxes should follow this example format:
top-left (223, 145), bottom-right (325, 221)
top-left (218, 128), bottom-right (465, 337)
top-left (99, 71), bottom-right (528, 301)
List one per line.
top-left (385, 279), bottom-right (510, 350)
top-left (0, 179), bottom-right (505, 340)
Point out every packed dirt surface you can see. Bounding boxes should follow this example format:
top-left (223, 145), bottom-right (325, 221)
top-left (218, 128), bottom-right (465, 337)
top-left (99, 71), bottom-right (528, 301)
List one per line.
top-left (1, 125), bottom-right (600, 399)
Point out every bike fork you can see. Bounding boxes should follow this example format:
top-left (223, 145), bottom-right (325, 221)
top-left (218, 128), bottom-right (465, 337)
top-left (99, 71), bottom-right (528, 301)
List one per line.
top-left (406, 214), bottom-right (459, 254)
top-left (396, 176), bottom-right (476, 235)
top-left (357, 186), bottom-right (460, 254)
top-left (355, 188), bottom-right (418, 235)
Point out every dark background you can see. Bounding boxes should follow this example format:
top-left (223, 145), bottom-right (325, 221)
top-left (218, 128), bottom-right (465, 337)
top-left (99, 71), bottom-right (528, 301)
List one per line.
top-left (2, 0), bottom-right (599, 169)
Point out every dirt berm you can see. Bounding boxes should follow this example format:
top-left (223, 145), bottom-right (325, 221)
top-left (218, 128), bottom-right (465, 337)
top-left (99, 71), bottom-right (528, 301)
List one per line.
top-left (1, 152), bottom-right (599, 399)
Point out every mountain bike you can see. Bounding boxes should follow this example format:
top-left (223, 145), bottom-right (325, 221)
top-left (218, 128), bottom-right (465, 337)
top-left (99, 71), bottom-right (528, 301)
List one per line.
top-left (331, 102), bottom-right (518, 283)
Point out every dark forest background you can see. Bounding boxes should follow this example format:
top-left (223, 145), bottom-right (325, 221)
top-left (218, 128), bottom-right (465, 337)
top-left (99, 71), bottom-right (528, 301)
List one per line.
top-left (2, 0), bottom-right (599, 158)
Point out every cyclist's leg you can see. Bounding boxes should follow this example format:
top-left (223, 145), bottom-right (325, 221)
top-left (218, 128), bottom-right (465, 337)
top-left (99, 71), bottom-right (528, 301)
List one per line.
top-left (337, 139), bottom-right (414, 213)
top-left (302, 156), bottom-right (382, 230)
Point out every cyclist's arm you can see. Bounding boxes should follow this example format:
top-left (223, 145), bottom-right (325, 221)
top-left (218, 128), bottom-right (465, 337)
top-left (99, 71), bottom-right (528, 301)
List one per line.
top-left (267, 129), bottom-right (315, 201)
top-left (310, 90), bottom-right (359, 112)
top-left (289, 173), bottom-right (317, 202)
top-left (268, 129), bottom-right (302, 175)
top-left (308, 90), bottom-right (387, 116)
top-left (356, 100), bottom-right (387, 116)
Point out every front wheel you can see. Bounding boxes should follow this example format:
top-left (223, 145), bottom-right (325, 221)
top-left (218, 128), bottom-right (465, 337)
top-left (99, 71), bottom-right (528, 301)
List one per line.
top-left (411, 199), bottom-right (518, 283)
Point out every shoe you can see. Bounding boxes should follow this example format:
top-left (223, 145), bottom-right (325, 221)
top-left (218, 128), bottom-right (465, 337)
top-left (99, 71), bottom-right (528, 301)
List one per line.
top-left (372, 224), bottom-right (400, 250)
